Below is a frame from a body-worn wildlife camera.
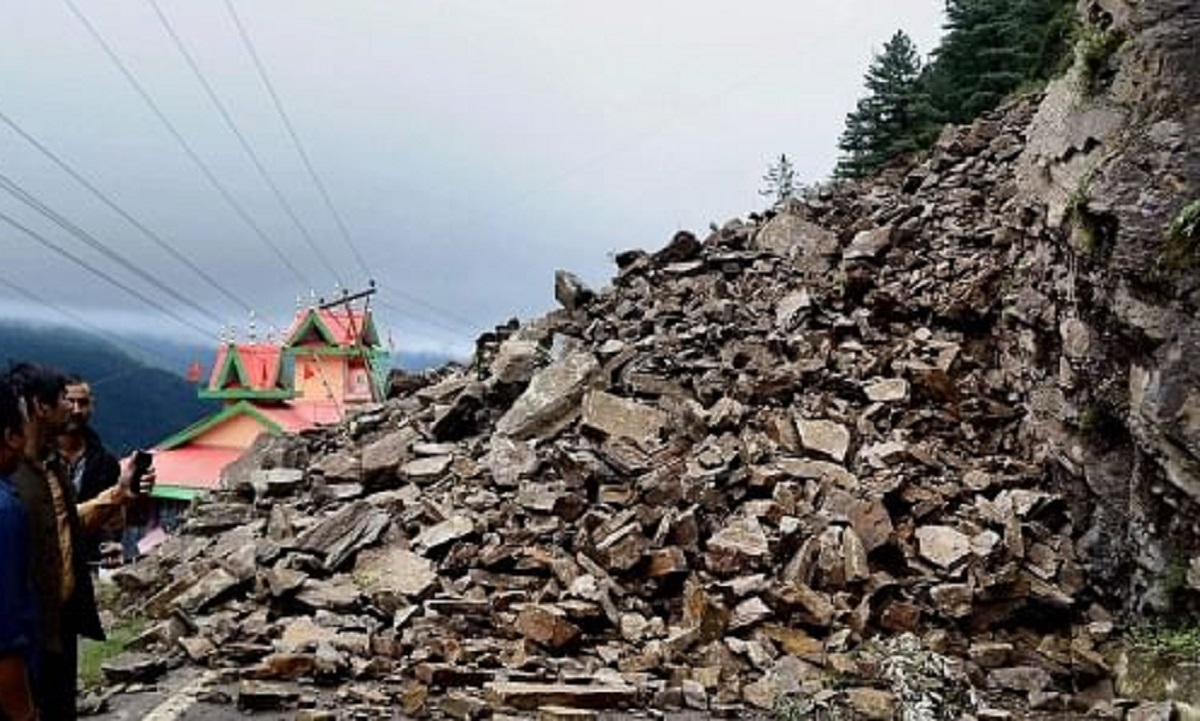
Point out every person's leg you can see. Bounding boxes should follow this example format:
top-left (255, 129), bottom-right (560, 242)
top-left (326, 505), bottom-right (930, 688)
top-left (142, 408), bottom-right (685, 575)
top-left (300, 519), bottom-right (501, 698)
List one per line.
top-left (35, 634), bottom-right (78, 720)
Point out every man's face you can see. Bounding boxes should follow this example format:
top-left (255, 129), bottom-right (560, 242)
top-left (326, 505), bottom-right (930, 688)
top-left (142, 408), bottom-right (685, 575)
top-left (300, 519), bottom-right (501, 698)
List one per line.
top-left (39, 389), bottom-right (71, 436)
top-left (65, 382), bottom-right (93, 432)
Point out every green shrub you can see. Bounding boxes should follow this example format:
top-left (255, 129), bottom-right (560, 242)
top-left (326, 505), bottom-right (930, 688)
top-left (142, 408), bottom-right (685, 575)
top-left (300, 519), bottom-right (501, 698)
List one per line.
top-left (1128, 619), bottom-right (1200, 661)
top-left (1077, 25), bottom-right (1126, 95)
top-left (1161, 199), bottom-right (1200, 272)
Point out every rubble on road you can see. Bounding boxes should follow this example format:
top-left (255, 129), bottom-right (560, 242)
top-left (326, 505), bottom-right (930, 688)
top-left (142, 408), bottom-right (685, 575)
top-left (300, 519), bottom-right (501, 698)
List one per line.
top-left (107, 95), bottom-right (1115, 719)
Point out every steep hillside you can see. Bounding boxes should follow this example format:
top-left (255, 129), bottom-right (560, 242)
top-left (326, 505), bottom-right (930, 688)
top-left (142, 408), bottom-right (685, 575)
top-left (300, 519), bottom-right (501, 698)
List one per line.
top-left (0, 321), bottom-right (214, 453)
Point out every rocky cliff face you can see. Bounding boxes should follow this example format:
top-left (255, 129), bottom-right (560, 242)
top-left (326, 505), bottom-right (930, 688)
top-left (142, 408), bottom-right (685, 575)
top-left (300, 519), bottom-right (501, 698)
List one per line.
top-left (1015, 0), bottom-right (1200, 613)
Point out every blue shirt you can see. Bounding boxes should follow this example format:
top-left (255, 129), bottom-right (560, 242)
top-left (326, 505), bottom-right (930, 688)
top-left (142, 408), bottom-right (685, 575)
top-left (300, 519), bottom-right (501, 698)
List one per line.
top-left (0, 477), bottom-right (37, 669)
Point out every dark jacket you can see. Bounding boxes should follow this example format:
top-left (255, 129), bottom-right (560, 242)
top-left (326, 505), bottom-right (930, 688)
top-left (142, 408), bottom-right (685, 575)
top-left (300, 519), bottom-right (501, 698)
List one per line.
top-left (71, 426), bottom-right (119, 505)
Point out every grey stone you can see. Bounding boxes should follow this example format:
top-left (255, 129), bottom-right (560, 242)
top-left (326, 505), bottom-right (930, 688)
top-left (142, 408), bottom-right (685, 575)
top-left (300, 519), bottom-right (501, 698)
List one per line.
top-left (796, 418), bottom-right (851, 462)
top-left (496, 350), bottom-right (599, 439)
top-left (580, 390), bottom-right (666, 444)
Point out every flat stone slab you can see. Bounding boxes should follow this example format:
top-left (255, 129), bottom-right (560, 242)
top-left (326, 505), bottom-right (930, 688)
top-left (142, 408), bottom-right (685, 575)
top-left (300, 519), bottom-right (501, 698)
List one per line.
top-left (484, 682), bottom-right (637, 711)
top-left (101, 653), bottom-right (167, 684)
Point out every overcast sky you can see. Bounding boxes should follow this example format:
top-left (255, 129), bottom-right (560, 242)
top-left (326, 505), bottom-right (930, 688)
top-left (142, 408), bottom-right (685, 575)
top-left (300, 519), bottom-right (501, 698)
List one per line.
top-left (0, 1), bottom-right (945, 361)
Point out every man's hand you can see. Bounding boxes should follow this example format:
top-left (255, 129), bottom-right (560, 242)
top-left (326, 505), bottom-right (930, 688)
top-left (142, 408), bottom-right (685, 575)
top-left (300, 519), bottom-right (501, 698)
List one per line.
top-left (117, 453), bottom-right (156, 502)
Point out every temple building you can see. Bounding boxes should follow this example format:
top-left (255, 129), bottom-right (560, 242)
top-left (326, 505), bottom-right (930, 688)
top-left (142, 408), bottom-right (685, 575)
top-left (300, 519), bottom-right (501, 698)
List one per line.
top-left (147, 303), bottom-right (385, 531)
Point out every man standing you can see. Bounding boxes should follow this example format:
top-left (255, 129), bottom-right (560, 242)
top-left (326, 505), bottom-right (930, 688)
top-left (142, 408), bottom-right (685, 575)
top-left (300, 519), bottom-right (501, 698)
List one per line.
top-left (0, 380), bottom-right (39, 721)
top-left (6, 363), bottom-right (151, 720)
top-left (57, 377), bottom-right (127, 564)
top-left (58, 377), bottom-right (119, 504)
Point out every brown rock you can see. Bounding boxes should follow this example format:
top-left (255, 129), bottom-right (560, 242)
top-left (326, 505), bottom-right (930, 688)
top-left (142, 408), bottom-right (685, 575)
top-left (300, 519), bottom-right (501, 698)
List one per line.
top-left (878, 600), bottom-right (921, 633)
top-left (796, 419), bottom-right (851, 462)
top-left (414, 515), bottom-right (474, 554)
top-left (172, 567), bottom-right (240, 613)
top-left (237, 681), bottom-right (299, 711)
top-left (970, 642), bottom-right (1014, 668)
top-left (278, 616), bottom-right (337, 653)
top-left (252, 653), bottom-right (316, 680)
top-left (863, 378), bottom-right (910, 402)
top-left (514, 605), bottom-right (582, 650)
top-left (581, 390), bottom-right (667, 444)
top-left (353, 545), bottom-right (438, 604)
top-left (294, 577), bottom-right (362, 612)
top-left (495, 350), bottom-right (598, 439)
top-left (538, 706), bottom-right (598, 721)
top-left (490, 338), bottom-right (543, 384)
top-left (360, 428), bottom-right (415, 479)
top-left (293, 500), bottom-right (390, 571)
top-left (441, 691), bottom-right (491, 720)
top-left (849, 499), bottom-right (893, 552)
top-left (706, 516), bottom-right (770, 575)
top-left (915, 525), bottom-right (972, 568)
top-left (728, 596), bottom-right (773, 631)
top-left (645, 546), bottom-right (688, 578)
top-left (930, 583), bottom-right (974, 618)
top-left (595, 523), bottom-right (648, 572)
top-left (402, 455), bottom-right (453, 481)
top-left (100, 653), bottom-right (166, 684)
top-left (484, 682), bottom-right (636, 711)
top-left (844, 688), bottom-right (896, 720)
top-left (762, 624), bottom-right (823, 656)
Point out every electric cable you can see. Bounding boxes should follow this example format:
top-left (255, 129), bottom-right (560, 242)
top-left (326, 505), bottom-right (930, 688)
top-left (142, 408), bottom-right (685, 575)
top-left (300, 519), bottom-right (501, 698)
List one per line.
top-left (0, 170), bottom-right (225, 328)
top-left (0, 208), bottom-right (213, 340)
top-left (373, 295), bottom-right (476, 338)
top-left (223, 0), bottom-right (371, 279)
top-left (149, 0), bottom-right (345, 288)
top-left (63, 0), bottom-right (313, 289)
top-left (0, 107), bottom-right (253, 314)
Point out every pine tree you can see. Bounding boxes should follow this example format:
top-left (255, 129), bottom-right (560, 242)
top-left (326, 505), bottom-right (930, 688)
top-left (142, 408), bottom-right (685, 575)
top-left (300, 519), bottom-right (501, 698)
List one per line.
top-left (835, 31), bottom-right (927, 179)
top-left (924, 0), bottom-right (1075, 124)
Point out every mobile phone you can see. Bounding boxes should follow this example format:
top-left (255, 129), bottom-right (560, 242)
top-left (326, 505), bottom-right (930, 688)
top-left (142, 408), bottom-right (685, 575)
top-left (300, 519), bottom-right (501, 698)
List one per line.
top-left (131, 450), bottom-right (153, 495)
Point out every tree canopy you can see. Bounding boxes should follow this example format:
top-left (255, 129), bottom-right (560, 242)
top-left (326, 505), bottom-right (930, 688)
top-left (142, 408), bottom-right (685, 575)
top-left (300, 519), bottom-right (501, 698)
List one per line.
top-left (835, 31), bottom-right (928, 179)
top-left (833, 0), bottom-right (1075, 179)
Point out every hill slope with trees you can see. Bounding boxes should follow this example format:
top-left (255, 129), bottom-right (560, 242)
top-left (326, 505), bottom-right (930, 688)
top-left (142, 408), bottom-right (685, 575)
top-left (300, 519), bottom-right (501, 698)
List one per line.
top-left (836, 0), bottom-right (1075, 178)
top-left (0, 322), bottom-right (215, 454)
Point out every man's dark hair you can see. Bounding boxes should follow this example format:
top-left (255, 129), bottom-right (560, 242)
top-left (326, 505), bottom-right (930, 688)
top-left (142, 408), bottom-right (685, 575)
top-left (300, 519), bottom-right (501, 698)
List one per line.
top-left (5, 362), bottom-right (68, 408)
top-left (0, 379), bottom-right (23, 437)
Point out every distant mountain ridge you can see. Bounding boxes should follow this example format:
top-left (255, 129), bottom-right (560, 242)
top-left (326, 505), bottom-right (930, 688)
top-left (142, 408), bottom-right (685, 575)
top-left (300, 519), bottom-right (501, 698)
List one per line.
top-left (0, 321), bottom-right (216, 454)
top-left (0, 320), bottom-right (459, 454)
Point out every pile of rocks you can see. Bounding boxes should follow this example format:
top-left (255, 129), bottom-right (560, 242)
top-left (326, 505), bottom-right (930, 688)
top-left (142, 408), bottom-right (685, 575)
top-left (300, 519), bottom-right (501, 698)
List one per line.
top-left (107, 96), bottom-right (1119, 719)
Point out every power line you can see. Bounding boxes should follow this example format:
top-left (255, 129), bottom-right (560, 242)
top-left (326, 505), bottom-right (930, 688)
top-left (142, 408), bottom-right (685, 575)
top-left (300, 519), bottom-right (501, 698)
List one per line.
top-left (0, 169), bottom-right (224, 329)
top-left (225, 1), bottom-right (500, 334)
top-left (373, 295), bottom-right (476, 338)
top-left (377, 288), bottom-right (479, 332)
top-left (224, 0), bottom-right (371, 279)
top-left (0, 107), bottom-right (253, 314)
top-left (0, 208), bottom-right (213, 340)
top-left (62, 0), bottom-right (313, 290)
top-left (148, 0), bottom-right (345, 288)
top-left (0, 272), bottom-right (183, 373)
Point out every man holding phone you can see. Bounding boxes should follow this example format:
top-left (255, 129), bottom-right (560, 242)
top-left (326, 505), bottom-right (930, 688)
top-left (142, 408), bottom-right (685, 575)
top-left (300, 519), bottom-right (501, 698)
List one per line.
top-left (57, 377), bottom-right (125, 565)
top-left (58, 378), bottom-right (120, 504)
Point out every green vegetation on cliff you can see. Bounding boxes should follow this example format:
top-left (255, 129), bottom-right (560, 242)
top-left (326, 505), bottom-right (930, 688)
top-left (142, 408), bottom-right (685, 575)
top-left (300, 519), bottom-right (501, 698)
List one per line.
top-left (835, 0), bottom-right (1076, 178)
